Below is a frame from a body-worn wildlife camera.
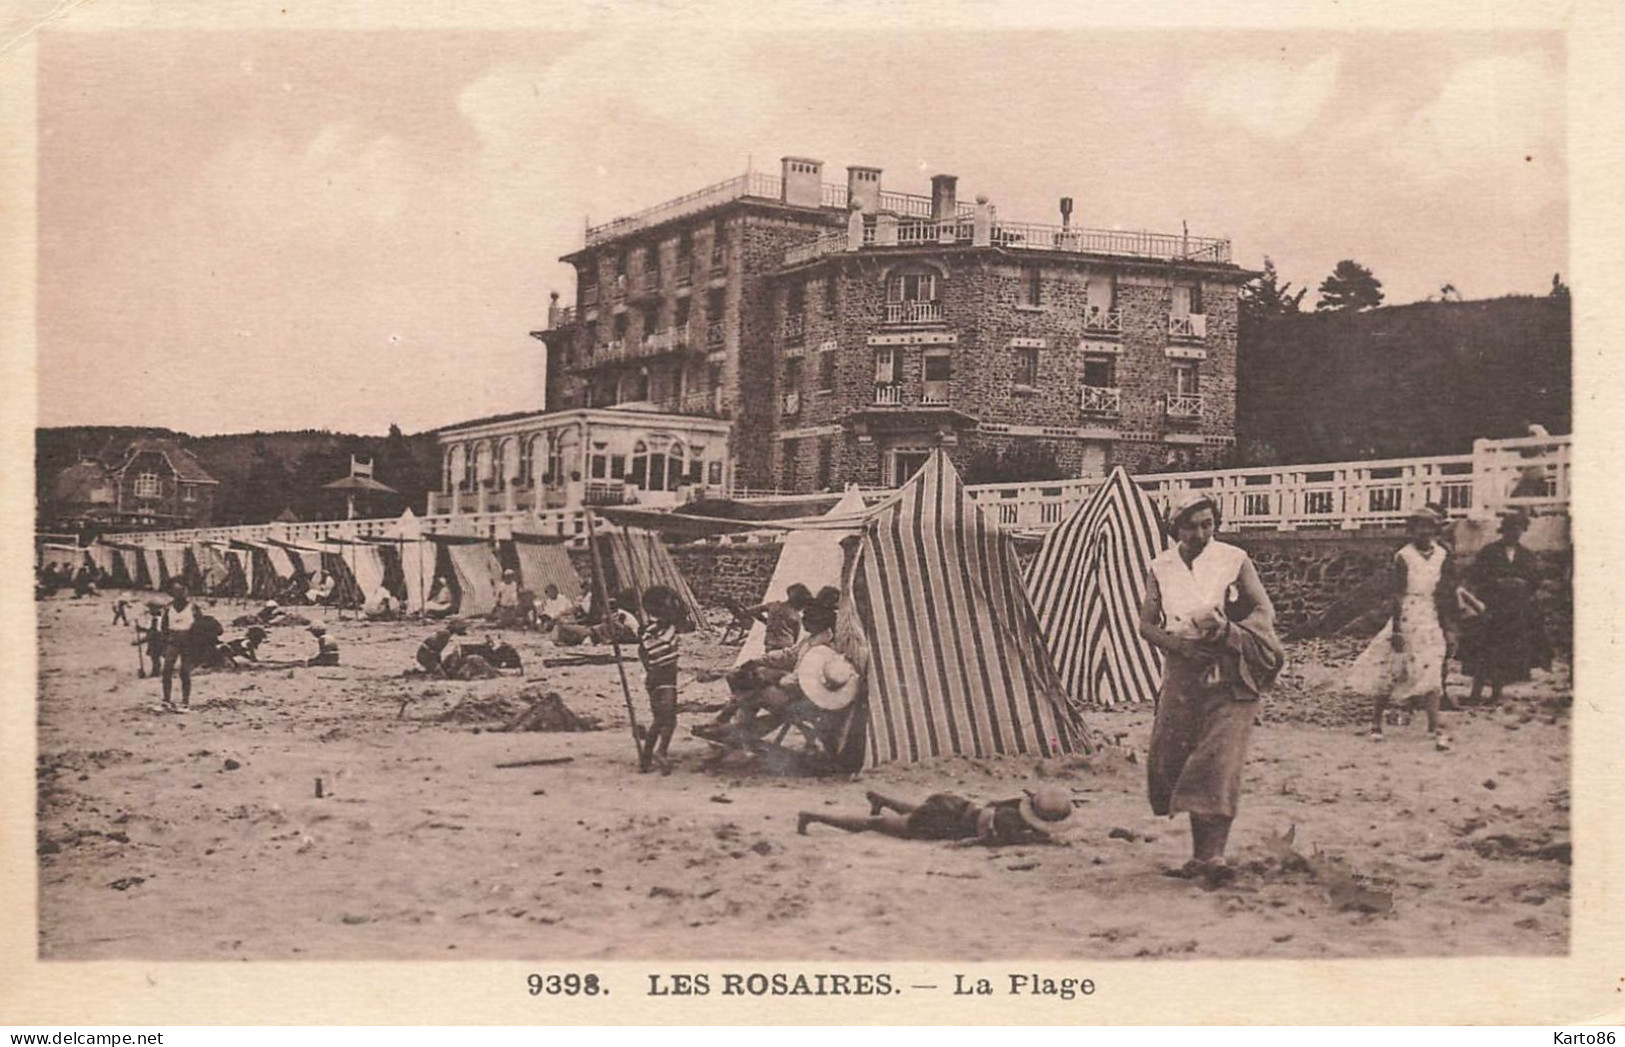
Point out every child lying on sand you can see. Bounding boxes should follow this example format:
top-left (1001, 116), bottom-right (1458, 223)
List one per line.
top-left (797, 786), bottom-right (1075, 846)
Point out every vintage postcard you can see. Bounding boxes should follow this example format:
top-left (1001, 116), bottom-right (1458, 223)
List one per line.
top-left (1, 0), bottom-right (1620, 1027)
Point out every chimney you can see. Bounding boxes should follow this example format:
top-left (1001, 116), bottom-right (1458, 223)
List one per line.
top-left (1059, 197), bottom-right (1074, 230)
top-left (780, 157), bottom-right (824, 208)
top-left (931, 174), bottom-right (959, 221)
top-left (847, 165), bottom-right (882, 214)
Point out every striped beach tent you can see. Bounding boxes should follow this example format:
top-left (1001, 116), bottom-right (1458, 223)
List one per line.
top-left (512, 533), bottom-right (582, 604)
top-left (1023, 466), bottom-right (1169, 709)
top-left (845, 449), bottom-right (1090, 766)
top-left (595, 528), bottom-right (707, 633)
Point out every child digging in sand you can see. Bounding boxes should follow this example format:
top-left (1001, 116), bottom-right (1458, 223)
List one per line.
top-left (634, 585), bottom-right (683, 775)
top-left (798, 785), bottom-right (1075, 845)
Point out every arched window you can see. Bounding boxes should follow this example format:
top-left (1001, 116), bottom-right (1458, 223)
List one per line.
top-left (665, 440), bottom-right (687, 491)
top-left (443, 448), bottom-right (457, 493)
top-left (556, 427), bottom-right (580, 484)
top-left (454, 444), bottom-right (472, 489)
top-left (629, 440), bottom-right (649, 488)
top-left (493, 439), bottom-right (511, 490)
top-left (473, 443), bottom-right (490, 487)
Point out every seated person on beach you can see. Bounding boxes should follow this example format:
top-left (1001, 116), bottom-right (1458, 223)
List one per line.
top-left (73, 567), bottom-right (99, 599)
top-left (282, 573), bottom-right (311, 606)
top-left (307, 572), bottom-right (337, 606)
top-left (415, 618), bottom-right (469, 676)
top-left (363, 586), bottom-right (401, 621)
top-left (746, 584), bottom-right (813, 653)
top-left (554, 589), bottom-right (641, 647)
top-left (218, 626), bottom-right (269, 667)
top-left (719, 599), bottom-right (840, 736)
top-left (537, 584), bottom-right (575, 631)
top-left (424, 576), bottom-right (455, 619)
top-left (304, 623), bottom-right (340, 667)
top-left (797, 785), bottom-right (1076, 845)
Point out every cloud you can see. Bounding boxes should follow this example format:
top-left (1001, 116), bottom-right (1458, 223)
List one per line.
top-left (1368, 52), bottom-right (1563, 213)
top-left (200, 123), bottom-right (422, 244)
top-left (1184, 52), bottom-right (1341, 139)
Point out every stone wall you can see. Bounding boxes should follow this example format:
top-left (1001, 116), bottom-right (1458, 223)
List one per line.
top-left (569, 542), bottom-right (783, 609)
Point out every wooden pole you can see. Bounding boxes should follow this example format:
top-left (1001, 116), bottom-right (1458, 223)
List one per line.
top-left (585, 509), bottom-right (642, 761)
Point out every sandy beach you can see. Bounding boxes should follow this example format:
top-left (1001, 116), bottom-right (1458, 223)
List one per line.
top-left (35, 594), bottom-right (1570, 962)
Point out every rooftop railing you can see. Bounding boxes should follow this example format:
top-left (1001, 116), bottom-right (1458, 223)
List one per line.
top-left (783, 222), bottom-right (1232, 267)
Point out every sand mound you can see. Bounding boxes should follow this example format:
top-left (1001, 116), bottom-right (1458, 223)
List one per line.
top-left (502, 690), bottom-right (602, 733)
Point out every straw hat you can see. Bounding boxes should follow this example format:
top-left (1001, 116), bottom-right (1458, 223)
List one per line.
top-left (795, 645), bottom-right (861, 711)
top-left (263, 600), bottom-right (279, 611)
top-left (1018, 785), bottom-right (1076, 836)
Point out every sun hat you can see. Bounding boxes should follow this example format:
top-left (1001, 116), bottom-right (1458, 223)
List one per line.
top-left (1166, 490), bottom-right (1221, 537)
top-left (1407, 505), bottom-right (1445, 527)
top-left (1018, 784), bottom-right (1076, 836)
top-left (795, 645), bottom-right (862, 711)
top-left (263, 599), bottom-right (279, 611)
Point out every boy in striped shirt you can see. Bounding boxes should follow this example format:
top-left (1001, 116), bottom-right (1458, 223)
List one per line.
top-left (635, 585), bottom-right (683, 775)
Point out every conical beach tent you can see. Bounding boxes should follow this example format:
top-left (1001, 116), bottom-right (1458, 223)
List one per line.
top-left (735, 485), bottom-right (868, 666)
top-left (595, 528), bottom-right (706, 631)
top-left (1023, 466), bottom-right (1168, 709)
top-left (844, 450), bottom-right (1090, 766)
top-left (430, 536), bottom-right (503, 616)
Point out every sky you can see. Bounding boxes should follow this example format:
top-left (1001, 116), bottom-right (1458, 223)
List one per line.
top-left (35, 27), bottom-right (1566, 435)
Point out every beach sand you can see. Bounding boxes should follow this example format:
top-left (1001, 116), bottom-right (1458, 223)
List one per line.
top-left (35, 595), bottom-right (1570, 961)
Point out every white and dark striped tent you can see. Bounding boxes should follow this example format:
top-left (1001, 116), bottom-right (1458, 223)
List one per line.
top-left (846, 449), bottom-right (1091, 766)
top-left (1023, 466), bottom-right (1168, 709)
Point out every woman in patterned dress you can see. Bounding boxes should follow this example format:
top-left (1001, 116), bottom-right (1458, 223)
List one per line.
top-left (1372, 506), bottom-right (1458, 750)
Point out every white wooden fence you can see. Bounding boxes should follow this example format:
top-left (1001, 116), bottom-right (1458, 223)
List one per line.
top-left (105, 435), bottom-right (1569, 549)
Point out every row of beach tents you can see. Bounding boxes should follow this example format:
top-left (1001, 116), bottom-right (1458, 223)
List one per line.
top-left (62, 451), bottom-right (1173, 768)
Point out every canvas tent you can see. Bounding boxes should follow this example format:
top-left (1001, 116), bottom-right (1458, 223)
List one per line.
top-left (512, 534), bottom-right (582, 604)
top-left (843, 450), bottom-right (1091, 766)
top-left (191, 541), bottom-right (231, 594)
top-left (1023, 466), bottom-right (1169, 709)
top-left (430, 536), bottom-right (503, 616)
top-left (594, 527), bottom-right (706, 632)
top-left (734, 485), bottom-right (868, 666)
top-left (40, 543), bottom-right (80, 574)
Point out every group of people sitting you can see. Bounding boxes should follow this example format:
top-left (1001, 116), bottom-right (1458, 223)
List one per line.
top-left (37, 563), bottom-right (104, 601)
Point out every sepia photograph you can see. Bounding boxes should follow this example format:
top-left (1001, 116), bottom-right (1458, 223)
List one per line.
top-left (1, 0), bottom-right (1615, 1028)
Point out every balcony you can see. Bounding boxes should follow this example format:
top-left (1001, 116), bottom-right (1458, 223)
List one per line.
top-left (781, 220), bottom-right (1231, 267)
top-left (583, 480), bottom-right (633, 506)
top-left (646, 388), bottom-right (732, 419)
top-left (675, 258), bottom-right (693, 287)
top-left (636, 271), bottom-right (661, 295)
top-left (1165, 392), bottom-right (1205, 420)
top-left (581, 286), bottom-right (599, 307)
top-left (547, 303), bottom-right (577, 330)
top-left (611, 274), bottom-right (628, 299)
top-left (921, 380), bottom-right (951, 406)
top-left (1082, 307), bottom-right (1123, 334)
top-left (781, 313), bottom-right (806, 342)
top-left (1169, 314), bottom-right (1208, 340)
top-left (873, 383), bottom-right (903, 406)
top-left (883, 300), bottom-right (945, 325)
top-left (783, 391), bottom-right (801, 415)
top-left (706, 320), bottom-right (725, 348)
top-left (1080, 385), bottom-right (1122, 415)
top-left (709, 249), bottom-right (726, 275)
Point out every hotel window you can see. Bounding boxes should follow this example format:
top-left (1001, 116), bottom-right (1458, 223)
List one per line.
top-left (787, 281), bottom-right (806, 318)
top-left (785, 356), bottom-right (803, 392)
top-left (134, 472), bottom-right (160, 499)
top-left (677, 232), bottom-right (692, 261)
top-left (610, 453), bottom-right (626, 480)
top-left (816, 436), bottom-right (834, 490)
top-left (1022, 264), bottom-right (1042, 307)
top-left (873, 346), bottom-right (896, 385)
top-left (781, 439), bottom-right (800, 490)
top-left (1015, 347), bottom-right (1040, 387)
top-left (492, 440), bottom-right (508, 489)
top-left (613, 313), bottom-right (629, 342)
top-left (823, 277), bottom-right (838, 315)
top-left (675, 297), bottom-right (691, 330)
top-left (923, 351), bottom-right (952, 405)
top-left (181, 484), bottom-right (197, 502)
top-left (644, 245), bottom-right (659, 281)
top-left (1083, 354), bottom-right (1116, 388)
top-left (818, 350), bottom-right (836, 392)
top-left (886, 271), bottom-right (938, 304)
top-left (1171, 283), bottom-right (1203, 317)
top-left (1173, 361), bottom-right (1201, 395)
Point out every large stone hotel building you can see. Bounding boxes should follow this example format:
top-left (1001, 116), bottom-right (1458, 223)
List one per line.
top-left (434, 156), bottom-right (1246, 512)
